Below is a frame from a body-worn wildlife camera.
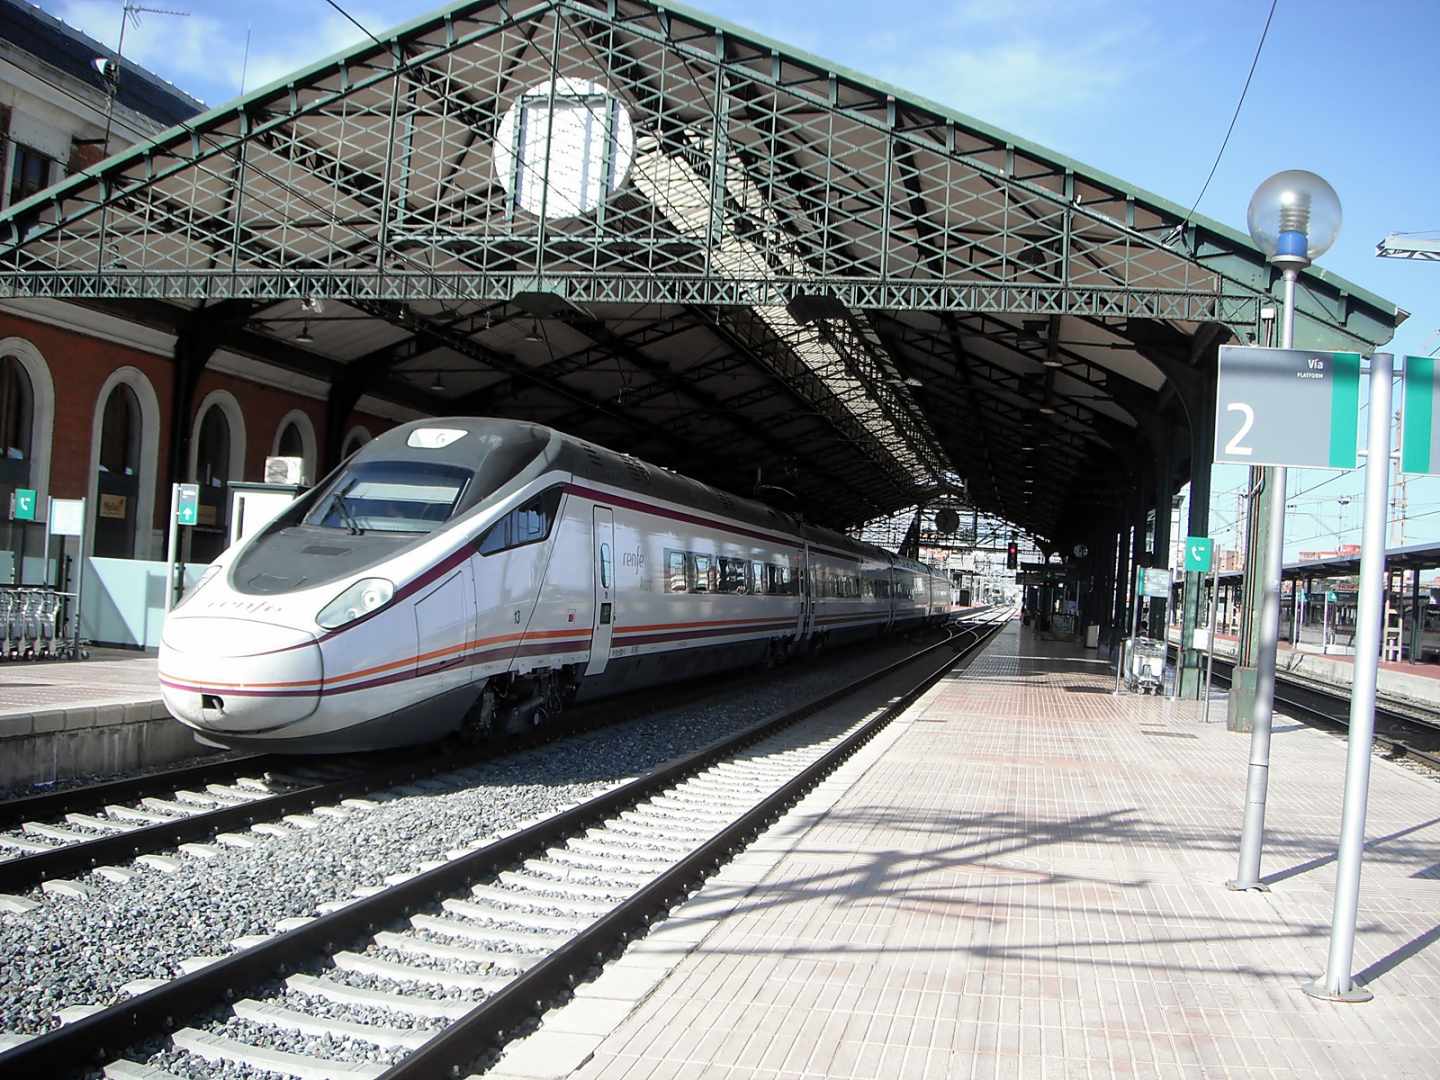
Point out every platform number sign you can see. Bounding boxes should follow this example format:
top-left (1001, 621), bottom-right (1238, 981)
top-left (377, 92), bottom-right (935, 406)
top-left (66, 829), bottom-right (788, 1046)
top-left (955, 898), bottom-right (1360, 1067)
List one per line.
top-left (10, 488), bottom-right (35, 522)
top-left (1215, 347), bottom-right (1360, 469)
top-left (175, 483), bottom-right (200, 526)
top-left (1402, 355), bottom-right (1440, 474)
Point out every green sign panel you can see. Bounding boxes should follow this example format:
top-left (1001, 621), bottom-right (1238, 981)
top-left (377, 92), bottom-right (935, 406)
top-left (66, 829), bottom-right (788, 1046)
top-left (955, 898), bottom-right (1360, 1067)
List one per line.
top-left (1183, 536), bottom-right (1213, 573)
top-left (1403, 354), bottom-right (1440, 474)
top-left (176, 483), bottom-right (200, 526)
top-left (1138, 567), bottom-right (1172, 599)
top-left (11, 488), bottom-right (36, 522)
top-left (1215, 347), bottom-right (1360, 469)
top-left (1327, 590), bottom-right (1339, 603)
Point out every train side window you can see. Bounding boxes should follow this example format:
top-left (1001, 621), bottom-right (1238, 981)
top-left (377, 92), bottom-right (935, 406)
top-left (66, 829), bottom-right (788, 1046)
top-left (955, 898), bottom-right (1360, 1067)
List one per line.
top-left (751, 560), bottom-right (765, 595)
top-left (718, 556), bottom-right (746, 594)
top-left (689, 553), bottom-right (713, 593)
top-left (599, 542), bottom-right (613, 588)
top-left (666, 549), bottom-right (687, 592)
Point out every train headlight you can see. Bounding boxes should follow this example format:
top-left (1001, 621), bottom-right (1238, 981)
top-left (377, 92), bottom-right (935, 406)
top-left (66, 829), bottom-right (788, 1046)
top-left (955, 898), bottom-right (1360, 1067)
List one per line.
top-left (317, 578), bottom-right (394, 630)
top-left (173, 564), bottom-right (222, 611)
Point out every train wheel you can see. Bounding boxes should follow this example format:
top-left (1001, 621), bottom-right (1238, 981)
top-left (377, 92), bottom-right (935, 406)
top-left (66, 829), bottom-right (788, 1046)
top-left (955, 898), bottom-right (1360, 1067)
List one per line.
top-left (459, 685), bottom-right (497, 744)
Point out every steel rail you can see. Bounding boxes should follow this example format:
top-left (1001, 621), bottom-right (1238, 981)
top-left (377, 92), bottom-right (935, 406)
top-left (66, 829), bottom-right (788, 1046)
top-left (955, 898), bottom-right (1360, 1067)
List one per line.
top-left (1202, 654), bottom-right (1440, 770)
top-left (0, 615), bottom-right (1006, 1077)
top-left (380, 615), bottom-right (1007, 1080)
top-left (0, 754), bottom-right (272, 832)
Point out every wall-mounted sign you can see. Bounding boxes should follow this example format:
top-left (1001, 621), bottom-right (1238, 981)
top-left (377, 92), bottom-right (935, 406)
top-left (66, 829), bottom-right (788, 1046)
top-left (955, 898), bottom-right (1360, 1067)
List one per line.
top-left (11, 488), bottom-right (35, 522)
top-left (1215, 346), bottom-right (1360, 469)
top-left (98, 493), bottom-right (128, 519)
top-left (49, 498), bottom-right (85, 538)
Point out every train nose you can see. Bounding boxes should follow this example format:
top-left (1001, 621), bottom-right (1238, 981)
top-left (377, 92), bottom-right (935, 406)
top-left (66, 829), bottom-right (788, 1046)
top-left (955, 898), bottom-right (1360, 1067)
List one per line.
top-left (159, 617), bottom-right (322, 733)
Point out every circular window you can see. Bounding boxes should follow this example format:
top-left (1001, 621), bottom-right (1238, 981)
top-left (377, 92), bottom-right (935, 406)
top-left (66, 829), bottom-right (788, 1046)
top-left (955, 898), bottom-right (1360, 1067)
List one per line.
top-left (493, 79), bottom-right (634, 220)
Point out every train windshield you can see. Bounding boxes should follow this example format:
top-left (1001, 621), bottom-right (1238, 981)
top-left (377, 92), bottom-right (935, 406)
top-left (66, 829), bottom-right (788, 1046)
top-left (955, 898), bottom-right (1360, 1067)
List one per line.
top-left (304, 460), bottom-right (472, 534)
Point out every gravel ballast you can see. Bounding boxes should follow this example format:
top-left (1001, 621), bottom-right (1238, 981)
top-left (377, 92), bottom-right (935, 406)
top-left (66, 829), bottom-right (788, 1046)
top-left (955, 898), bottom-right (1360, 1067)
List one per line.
top-left (0, 634), bottom-right (938, 1037)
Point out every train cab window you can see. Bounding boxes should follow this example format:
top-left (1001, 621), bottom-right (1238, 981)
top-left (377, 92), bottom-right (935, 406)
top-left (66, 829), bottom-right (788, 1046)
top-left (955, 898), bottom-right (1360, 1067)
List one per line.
top-left (476, 487), bottom-right (564, 554)
top-left (666, 550), bottom-right (687, 592)
top-left (308, 460), bottom-right (472, 534)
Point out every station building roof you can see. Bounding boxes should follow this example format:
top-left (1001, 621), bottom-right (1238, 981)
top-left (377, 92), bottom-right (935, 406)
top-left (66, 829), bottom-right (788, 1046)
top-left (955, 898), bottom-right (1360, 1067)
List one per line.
top-left (1216, 541), bottom-right (1440, 587)
top-left (0, 0), bottom-right (1406, 540)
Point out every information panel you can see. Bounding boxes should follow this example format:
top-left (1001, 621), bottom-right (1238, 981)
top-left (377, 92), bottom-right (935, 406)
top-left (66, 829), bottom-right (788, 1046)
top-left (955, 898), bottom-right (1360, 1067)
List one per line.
top-left (1214, 346), bottom-right (1360, 469)
top-left (1402, 355), bottom-right (1440, 475)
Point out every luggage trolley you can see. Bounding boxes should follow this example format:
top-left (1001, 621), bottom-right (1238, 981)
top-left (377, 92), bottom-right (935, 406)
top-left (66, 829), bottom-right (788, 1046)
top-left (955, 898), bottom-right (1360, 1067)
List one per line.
top-left (1124, 635), bottom-right (1167, 695)
top-left (0, 585), bottom-right (88, 660)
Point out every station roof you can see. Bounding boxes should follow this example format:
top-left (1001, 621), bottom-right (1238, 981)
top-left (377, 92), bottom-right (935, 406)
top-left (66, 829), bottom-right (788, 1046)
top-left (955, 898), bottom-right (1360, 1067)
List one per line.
top-left (0, 0), bottom-right (1406, 538)
top-left (1216, 541), bottom-right (1440, 586)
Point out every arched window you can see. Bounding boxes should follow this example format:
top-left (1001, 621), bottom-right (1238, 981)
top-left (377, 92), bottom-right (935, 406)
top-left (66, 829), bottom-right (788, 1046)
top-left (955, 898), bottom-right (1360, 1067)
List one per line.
top-left (341, 425), bottom-right (372, 459)
top-left (0, 355), bottom-right (34, 581)
top-left (93, 383), bottom-right (141, 558)
top-left (0, 355), bottom-right (34, 476)
top-left (191, 404), bottom-right (233, 563)
top-left (276, 421), bottom-right (304, 460)
top-left (269, 409), bottom-right (317, 485)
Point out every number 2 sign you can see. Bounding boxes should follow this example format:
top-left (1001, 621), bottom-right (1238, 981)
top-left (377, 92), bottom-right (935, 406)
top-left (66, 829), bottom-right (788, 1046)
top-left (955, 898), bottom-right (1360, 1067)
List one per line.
top-left (1214, 346), bottom-right (1360, 470)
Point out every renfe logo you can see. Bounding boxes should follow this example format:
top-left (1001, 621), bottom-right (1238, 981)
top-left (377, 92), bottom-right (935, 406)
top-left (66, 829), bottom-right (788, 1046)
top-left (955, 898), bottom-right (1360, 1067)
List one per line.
top-left (622, 548), bottom-right (645, 572)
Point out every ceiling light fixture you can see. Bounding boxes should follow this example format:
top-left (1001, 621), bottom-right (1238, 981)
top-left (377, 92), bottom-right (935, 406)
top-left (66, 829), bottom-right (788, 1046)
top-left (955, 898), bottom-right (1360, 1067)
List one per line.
top-left (524, 319), bottom-right (544, 343)
top-left (429, 372), bottom-right (446, 393)
top-left (295, 321), bottom-right (314, 344)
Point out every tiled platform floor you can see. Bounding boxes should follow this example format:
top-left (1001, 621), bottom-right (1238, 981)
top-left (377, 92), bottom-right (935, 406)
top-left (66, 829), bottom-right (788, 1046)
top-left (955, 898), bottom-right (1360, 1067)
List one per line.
top-left (0, 649), bottom-right (160, 717)
top-left (539, 621), bottom-right (1440, 1080)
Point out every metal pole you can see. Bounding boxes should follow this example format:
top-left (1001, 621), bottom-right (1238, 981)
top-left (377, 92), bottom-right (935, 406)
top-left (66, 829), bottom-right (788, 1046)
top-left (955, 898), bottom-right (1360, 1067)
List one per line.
top-left (1323, 589), bottom-right (1331, 653)
top-left (1305, 352), bottom-right (1393, 1003)
top-left (1230, 267), bottom-right (1298, 891)
top-left (164, 483), bottom-right (179, 613)
top-left (1203, 561), bottom-right (1219, 723)
top-left (72, 499), bottom-right (86, 654)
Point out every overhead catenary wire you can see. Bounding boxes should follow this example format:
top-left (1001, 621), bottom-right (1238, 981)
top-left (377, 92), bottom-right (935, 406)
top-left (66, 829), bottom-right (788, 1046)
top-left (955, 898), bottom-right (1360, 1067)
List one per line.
top-left (1173, 0), bottom-right (1279, 236)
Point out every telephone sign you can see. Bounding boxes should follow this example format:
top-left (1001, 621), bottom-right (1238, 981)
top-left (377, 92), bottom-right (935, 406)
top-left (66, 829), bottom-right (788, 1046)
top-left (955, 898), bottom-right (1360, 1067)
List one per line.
top-left (1214, 346), bottom-right (1360, 469)
top-left (1183, 536), bottom-right (1213, 574)
top-left (11, 488), bottom-right (35, 522)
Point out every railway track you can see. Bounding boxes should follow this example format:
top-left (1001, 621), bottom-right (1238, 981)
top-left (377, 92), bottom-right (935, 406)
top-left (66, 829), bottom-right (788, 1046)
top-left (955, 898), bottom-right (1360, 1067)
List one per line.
top-left (1198, 653), bottom-right (1440, 769)
top-left (0, 616), bottom-right (1001, 902)
top-left (0, 613), bottom-right (1007, 1078)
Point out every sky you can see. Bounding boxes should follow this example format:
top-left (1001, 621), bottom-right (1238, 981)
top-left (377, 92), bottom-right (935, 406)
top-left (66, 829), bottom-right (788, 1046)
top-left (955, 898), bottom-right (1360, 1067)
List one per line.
top-left (35, 0), bottom-right (1440, 560)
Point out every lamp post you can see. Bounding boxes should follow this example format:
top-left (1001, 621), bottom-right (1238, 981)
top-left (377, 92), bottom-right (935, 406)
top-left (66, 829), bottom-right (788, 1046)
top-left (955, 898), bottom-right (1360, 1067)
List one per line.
top-left (1230, 170), bottom-right (1342, 892)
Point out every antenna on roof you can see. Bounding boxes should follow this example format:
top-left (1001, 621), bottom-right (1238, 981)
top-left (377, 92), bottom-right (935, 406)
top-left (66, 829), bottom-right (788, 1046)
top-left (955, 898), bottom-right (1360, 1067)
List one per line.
top-left (101, 3), bottom-right (191, 157)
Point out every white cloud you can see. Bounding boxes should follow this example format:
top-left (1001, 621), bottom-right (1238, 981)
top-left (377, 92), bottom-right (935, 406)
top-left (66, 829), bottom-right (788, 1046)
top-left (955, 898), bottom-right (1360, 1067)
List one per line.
top-left (53, 1), bottom-right (383, 103)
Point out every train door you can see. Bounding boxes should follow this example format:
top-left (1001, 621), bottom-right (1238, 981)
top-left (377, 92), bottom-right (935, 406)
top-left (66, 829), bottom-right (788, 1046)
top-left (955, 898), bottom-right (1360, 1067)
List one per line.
top-left (585, 507), bottom-right (616, 676)
top-left (796, 546), bottom-right (815, 643)
top-left (413, 562), bottom-right (476, 689)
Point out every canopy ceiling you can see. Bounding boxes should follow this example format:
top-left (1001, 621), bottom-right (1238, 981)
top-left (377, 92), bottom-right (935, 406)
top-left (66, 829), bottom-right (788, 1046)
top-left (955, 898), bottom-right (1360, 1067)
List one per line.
top-left (0, 0), bottom-right (1404, 536)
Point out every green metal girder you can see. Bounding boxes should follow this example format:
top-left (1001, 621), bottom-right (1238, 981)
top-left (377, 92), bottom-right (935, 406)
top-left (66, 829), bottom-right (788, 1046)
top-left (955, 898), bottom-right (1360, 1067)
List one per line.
top-left (0, 0), bottom-right (1401, 354)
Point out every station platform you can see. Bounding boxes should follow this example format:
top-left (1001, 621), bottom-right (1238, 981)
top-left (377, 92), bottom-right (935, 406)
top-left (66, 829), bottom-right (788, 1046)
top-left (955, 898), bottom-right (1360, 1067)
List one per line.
top-left (1179, 629), bottom-right (1440, 715)
top-left (500, 620), bottom-right (1440, 1080)
top-left (0, 651), bottom-right (191, 790)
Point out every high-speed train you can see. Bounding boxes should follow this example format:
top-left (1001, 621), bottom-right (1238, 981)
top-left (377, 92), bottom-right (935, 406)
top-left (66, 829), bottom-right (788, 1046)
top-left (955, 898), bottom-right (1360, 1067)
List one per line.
top-left (159, 419), bottom-right (957, 753)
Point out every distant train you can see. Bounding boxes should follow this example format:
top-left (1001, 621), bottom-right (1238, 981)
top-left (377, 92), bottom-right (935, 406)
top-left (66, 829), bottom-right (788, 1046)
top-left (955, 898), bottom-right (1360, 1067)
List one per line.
top-left (158, 419), bottom-right (959, 753)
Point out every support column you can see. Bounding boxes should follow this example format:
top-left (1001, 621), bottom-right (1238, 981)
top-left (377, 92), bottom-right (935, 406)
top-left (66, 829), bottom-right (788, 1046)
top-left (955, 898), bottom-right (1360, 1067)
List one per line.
top-left (1229, 465), bottom-right (1279, 732)
top-left (322, 374), bottom-right (364, 475)
top-left (1150, 433), bottom-right (1174, 637)
top-left (1178, 357), bottom-right (1218, 698)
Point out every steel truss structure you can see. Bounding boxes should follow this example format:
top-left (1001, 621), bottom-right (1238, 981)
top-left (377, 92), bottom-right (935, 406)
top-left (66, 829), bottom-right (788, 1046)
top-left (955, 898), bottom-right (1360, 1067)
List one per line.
top-left (0, 0), bottom-right (1405, 538)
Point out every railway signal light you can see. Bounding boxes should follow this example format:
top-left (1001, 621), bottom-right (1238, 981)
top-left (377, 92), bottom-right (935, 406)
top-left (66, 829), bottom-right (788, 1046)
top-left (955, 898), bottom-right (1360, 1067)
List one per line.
top-left (1005, 542), bottom-right (1018, 570)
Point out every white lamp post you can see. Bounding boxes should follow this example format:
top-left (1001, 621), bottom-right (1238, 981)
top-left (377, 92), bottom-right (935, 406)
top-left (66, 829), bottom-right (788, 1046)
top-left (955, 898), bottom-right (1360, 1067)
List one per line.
top-left (1230, 171), bottom-right (1341, 892)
